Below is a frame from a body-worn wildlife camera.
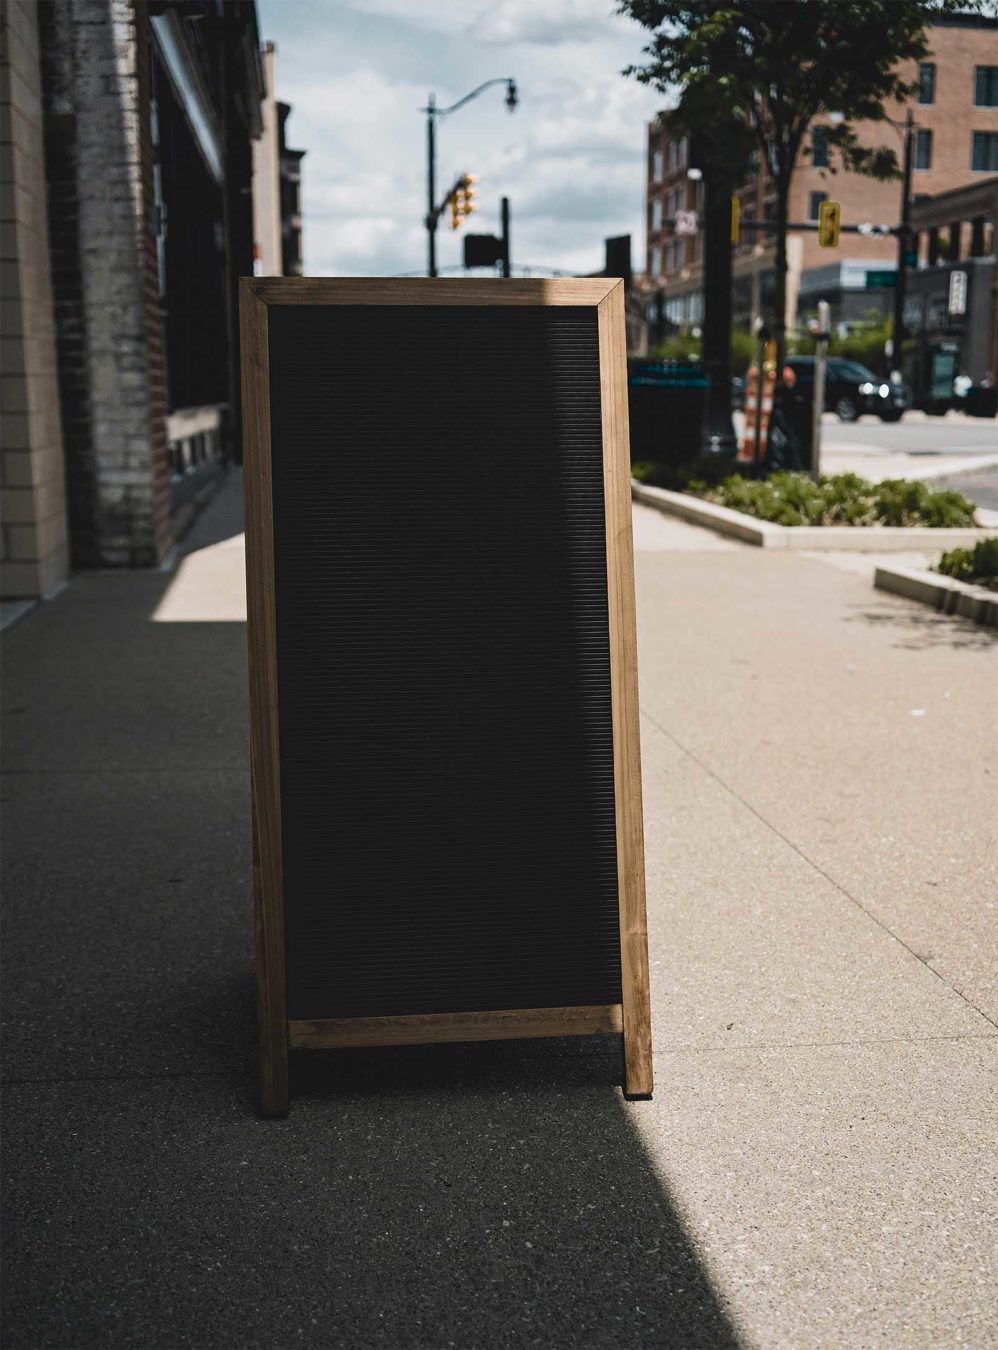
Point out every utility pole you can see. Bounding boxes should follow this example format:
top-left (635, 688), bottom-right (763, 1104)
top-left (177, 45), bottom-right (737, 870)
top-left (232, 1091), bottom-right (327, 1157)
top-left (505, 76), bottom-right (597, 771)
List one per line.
top-left (890, 107), bottom-right (915, 381)
top-left (423, 79), bottom-right (517, 279)
top-left (426, 93), bottom-right (437, 277)
top-left (701, 162), bottom-right (737, 456)
top-left (500, 196), bottom-right (511, 278)
top-left (810, 300), bottom-right (831, 483)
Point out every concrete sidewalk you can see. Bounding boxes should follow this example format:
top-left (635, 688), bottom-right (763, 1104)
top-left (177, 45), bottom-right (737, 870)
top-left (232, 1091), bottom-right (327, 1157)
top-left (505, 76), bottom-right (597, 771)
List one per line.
top-left (2, 474), bottom-right (996, 1348)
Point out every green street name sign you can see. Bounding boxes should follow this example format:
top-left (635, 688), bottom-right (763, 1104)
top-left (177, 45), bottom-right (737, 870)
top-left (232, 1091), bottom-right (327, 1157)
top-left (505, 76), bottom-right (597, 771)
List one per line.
top-left (865, 270), bottom-right (897, 288)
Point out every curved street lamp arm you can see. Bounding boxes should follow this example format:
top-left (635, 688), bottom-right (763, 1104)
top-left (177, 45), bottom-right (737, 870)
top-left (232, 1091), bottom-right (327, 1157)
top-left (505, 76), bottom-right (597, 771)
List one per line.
top-left (432, 78), bottom-right (516, 117)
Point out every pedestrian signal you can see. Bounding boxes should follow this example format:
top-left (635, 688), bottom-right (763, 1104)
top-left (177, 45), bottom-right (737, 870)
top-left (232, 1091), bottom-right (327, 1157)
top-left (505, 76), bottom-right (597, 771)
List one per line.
top-left (818, 199), bottom-right (841, 248)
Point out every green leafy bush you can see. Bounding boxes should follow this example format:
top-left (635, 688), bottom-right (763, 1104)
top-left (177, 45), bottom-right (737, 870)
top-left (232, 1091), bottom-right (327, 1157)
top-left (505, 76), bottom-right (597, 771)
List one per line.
top-left (682, 472), bottom-right (977, 528)
top-left (632, 456), bottom-right (739, 491)
top-left (652, 326), bottom-right (757, 369)
top-left (935, 537), bottom-right (998, 590)
top-left (790, 309), bottom-right (893, 377)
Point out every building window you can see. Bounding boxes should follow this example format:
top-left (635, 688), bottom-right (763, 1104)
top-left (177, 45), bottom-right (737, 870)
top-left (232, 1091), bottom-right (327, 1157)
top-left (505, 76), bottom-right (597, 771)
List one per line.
top-left (918, 62), bottom-right (935, 105)
top-left (809, 190), bottom-right (827, 221)
top-left (974, 66), bottom-right (998, 107)
top-left (651, 198), bottom-right (662, 230)
top-left (914, 128), bottom-right (932, 170)
top-left (650, 245), bottom-right (661, 278)
top-left (971, 130), bottom-right (998, 171)
top-left (677, 137), bottom-right (688, 169)
top-left (811, 125), bottom-right (829, 168)
top-left (652, 149), bottom-right (663, 183)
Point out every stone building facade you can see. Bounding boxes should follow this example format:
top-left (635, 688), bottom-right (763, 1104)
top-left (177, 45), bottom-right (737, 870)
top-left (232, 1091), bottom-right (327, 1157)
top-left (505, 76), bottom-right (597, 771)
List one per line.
top-left (0, 0), bottom-right (299, 601)
top-left (0, 1), bottom-right (70, 601)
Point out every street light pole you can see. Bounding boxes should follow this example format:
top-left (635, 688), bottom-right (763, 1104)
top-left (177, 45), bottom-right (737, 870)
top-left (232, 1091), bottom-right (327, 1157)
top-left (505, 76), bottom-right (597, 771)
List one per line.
top-left (426, 93), bottom-right (437, 277)
top-left (891, 107), bottom-right (915, 381)
top-left (423, 78), bottom-right (517, 279)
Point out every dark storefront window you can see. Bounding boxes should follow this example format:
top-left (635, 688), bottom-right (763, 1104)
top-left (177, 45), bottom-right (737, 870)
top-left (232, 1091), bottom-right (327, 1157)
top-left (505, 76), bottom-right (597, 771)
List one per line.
top-left (152, 50), bottom-right (228, 412)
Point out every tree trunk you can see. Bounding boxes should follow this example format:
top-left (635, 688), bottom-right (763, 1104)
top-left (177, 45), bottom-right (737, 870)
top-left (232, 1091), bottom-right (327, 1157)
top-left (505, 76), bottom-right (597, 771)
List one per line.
top-left (772, 170), bottom-right (790, 380)
top-left (701, 163), bottom-right (737, 456)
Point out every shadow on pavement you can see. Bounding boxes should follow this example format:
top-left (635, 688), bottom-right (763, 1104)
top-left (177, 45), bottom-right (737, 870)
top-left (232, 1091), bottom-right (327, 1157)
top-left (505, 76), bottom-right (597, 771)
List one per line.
top-left (1, 474), bottom-right (740, 1349)
top-left (846, 599), bottom-right (997, 651)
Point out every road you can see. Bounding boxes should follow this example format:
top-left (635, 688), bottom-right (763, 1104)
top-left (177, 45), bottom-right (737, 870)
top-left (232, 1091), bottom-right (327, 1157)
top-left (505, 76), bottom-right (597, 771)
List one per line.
top-left (817, 410), bottom-right (998, 509)
top-left (824, 410), bottom-right (997, 456)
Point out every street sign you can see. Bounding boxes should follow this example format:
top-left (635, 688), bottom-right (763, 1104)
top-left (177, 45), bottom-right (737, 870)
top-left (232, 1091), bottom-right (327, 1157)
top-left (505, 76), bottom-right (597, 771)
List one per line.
top-left (903, 249), bottom-right (918, 267)
top-left (865, 270), bottom-right (897, 288)
top-left (464, 233), bottom-right (504, 267)
top-left (817, 200), bottom-right (841, 248)
top-left (948, 269), bottom-right (968, 316)
top-left (240, 276), bottom-right (653, 1115)
top-left (674, 209), bottom-right (699, 236)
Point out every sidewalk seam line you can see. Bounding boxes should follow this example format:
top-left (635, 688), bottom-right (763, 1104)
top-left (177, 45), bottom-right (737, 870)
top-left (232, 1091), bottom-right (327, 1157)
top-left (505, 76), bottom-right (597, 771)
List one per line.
top-left (651, 1033), bottom-right (998, 1055)
top-left (641, 709), bottom-right (998, 1033)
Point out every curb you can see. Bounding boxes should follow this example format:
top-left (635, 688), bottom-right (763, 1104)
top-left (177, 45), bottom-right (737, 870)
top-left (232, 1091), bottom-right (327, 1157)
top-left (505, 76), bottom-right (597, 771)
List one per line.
top-left (874, 564), bottom-right (998, 627)
top-left (631, 481), bottom-right (998, 552)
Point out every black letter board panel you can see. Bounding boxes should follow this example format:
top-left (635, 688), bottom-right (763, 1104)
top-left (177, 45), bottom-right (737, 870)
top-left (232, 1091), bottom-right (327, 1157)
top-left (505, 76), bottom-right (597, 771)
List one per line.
top-left (240, 279), bottom-right (650, 1115)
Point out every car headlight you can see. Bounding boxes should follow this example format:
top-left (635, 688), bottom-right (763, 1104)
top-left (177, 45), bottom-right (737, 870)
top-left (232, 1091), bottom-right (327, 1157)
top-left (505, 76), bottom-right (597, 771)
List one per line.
top-left (879, 384), bottom-right (890, 397)
top-left (859, 382), bottom-right (875, 395)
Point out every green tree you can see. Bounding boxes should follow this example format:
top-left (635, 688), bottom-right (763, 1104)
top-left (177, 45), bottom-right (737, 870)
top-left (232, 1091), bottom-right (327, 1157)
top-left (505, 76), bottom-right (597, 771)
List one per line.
top-left (619, 0), bottom-right (980, 372)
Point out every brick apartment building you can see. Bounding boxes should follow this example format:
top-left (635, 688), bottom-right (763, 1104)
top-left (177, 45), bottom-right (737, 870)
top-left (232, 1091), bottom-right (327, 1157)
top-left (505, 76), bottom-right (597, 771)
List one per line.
top-left (1, 0), bottom-right (303, 604)
top-left (645, 12), bottom-right (998, 337)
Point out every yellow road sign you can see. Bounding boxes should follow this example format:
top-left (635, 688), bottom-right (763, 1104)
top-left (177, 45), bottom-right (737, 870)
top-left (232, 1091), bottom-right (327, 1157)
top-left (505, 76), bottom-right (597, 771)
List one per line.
top-left (817, 199), bottom-right (841, 248)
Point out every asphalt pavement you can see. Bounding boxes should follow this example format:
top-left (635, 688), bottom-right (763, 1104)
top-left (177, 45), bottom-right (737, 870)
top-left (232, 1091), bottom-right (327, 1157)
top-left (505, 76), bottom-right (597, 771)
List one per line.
top-left (2, 472), bottom-right (996, 1348)
top-left (822, 409), bottom-right (997, 457)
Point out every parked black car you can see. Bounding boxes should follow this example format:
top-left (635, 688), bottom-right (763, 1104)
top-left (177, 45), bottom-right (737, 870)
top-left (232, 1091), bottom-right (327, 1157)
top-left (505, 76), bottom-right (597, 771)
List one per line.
top-left (785, 356), bottom-right (910, 423)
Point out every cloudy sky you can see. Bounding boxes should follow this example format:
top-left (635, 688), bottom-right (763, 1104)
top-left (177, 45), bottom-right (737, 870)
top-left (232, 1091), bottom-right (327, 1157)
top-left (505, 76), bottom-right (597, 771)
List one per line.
top-left (256, 0), bottom-right (665, 278)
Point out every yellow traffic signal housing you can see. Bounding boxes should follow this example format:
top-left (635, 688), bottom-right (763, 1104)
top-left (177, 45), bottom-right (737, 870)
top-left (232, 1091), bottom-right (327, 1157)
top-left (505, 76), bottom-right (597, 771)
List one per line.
top-left (449, 194), bottom-right (461, 230)
top-left (730, 195), bottom-right (740, 246)
top-left (818, 199), bottom-right (841, 248)
top-left (460, 173), bottom-right (478, 218)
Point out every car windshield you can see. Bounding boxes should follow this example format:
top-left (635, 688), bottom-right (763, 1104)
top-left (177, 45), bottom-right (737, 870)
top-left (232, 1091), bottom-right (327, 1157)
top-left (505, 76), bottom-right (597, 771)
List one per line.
top-left (831, 359), bottom-right (878, 382)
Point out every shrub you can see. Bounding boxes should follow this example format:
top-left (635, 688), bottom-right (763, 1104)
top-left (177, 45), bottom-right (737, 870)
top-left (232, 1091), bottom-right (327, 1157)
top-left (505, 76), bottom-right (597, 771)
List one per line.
top-left (935, 537), bottom-right (998, 590)
top-left (684, 471), bottom-right (978, 528)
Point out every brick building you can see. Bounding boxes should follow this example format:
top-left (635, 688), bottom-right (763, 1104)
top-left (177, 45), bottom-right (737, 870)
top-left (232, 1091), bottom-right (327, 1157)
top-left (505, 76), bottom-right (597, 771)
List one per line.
top-left (645, 12), bottom-right (998, 335)
top-left (1, 0), bottom-right (302, 602)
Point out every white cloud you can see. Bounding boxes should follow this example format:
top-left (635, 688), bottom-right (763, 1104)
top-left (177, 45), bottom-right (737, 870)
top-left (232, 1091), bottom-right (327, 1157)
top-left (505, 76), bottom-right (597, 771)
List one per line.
top-left (474, 0), bottom-right (616, 47)
top-left (258, 0), bottom-right (662, 277)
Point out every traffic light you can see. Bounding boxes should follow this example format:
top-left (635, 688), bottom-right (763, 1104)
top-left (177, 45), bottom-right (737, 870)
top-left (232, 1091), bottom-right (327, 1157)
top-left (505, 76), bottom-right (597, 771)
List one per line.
top-left (449, 174), bottom-right (479, 230)
top-left (459, 173), bottom-right (478, 219)
top-left (730, 195), bottom-right (740, 246)
top-left (817, 199), bottom-right (841, 248)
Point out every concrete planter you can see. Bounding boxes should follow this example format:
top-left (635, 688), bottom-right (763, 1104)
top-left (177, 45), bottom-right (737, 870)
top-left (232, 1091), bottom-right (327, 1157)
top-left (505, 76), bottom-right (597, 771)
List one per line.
top-left (632, 481), bottom-right (998, 553)
top-left (873, 564), bottom-right (998, 627)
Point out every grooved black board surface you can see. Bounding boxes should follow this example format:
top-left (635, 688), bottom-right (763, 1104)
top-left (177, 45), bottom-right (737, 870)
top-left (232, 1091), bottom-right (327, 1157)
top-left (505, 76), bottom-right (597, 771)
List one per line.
top-left (268, 303), bottom-right (622, 1019)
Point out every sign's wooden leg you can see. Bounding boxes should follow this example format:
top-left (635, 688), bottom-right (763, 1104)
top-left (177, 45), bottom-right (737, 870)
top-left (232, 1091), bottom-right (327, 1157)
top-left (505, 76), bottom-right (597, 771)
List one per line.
top-left (621, 929), bottom-right (653, 1100)
top-left (258, 1019), bottom-right (289, 1119)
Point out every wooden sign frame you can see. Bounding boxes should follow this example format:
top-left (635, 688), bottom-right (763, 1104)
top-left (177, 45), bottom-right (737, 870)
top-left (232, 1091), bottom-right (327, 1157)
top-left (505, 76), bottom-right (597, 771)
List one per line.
top-left (240, 277), bottom-right (651, 1117)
